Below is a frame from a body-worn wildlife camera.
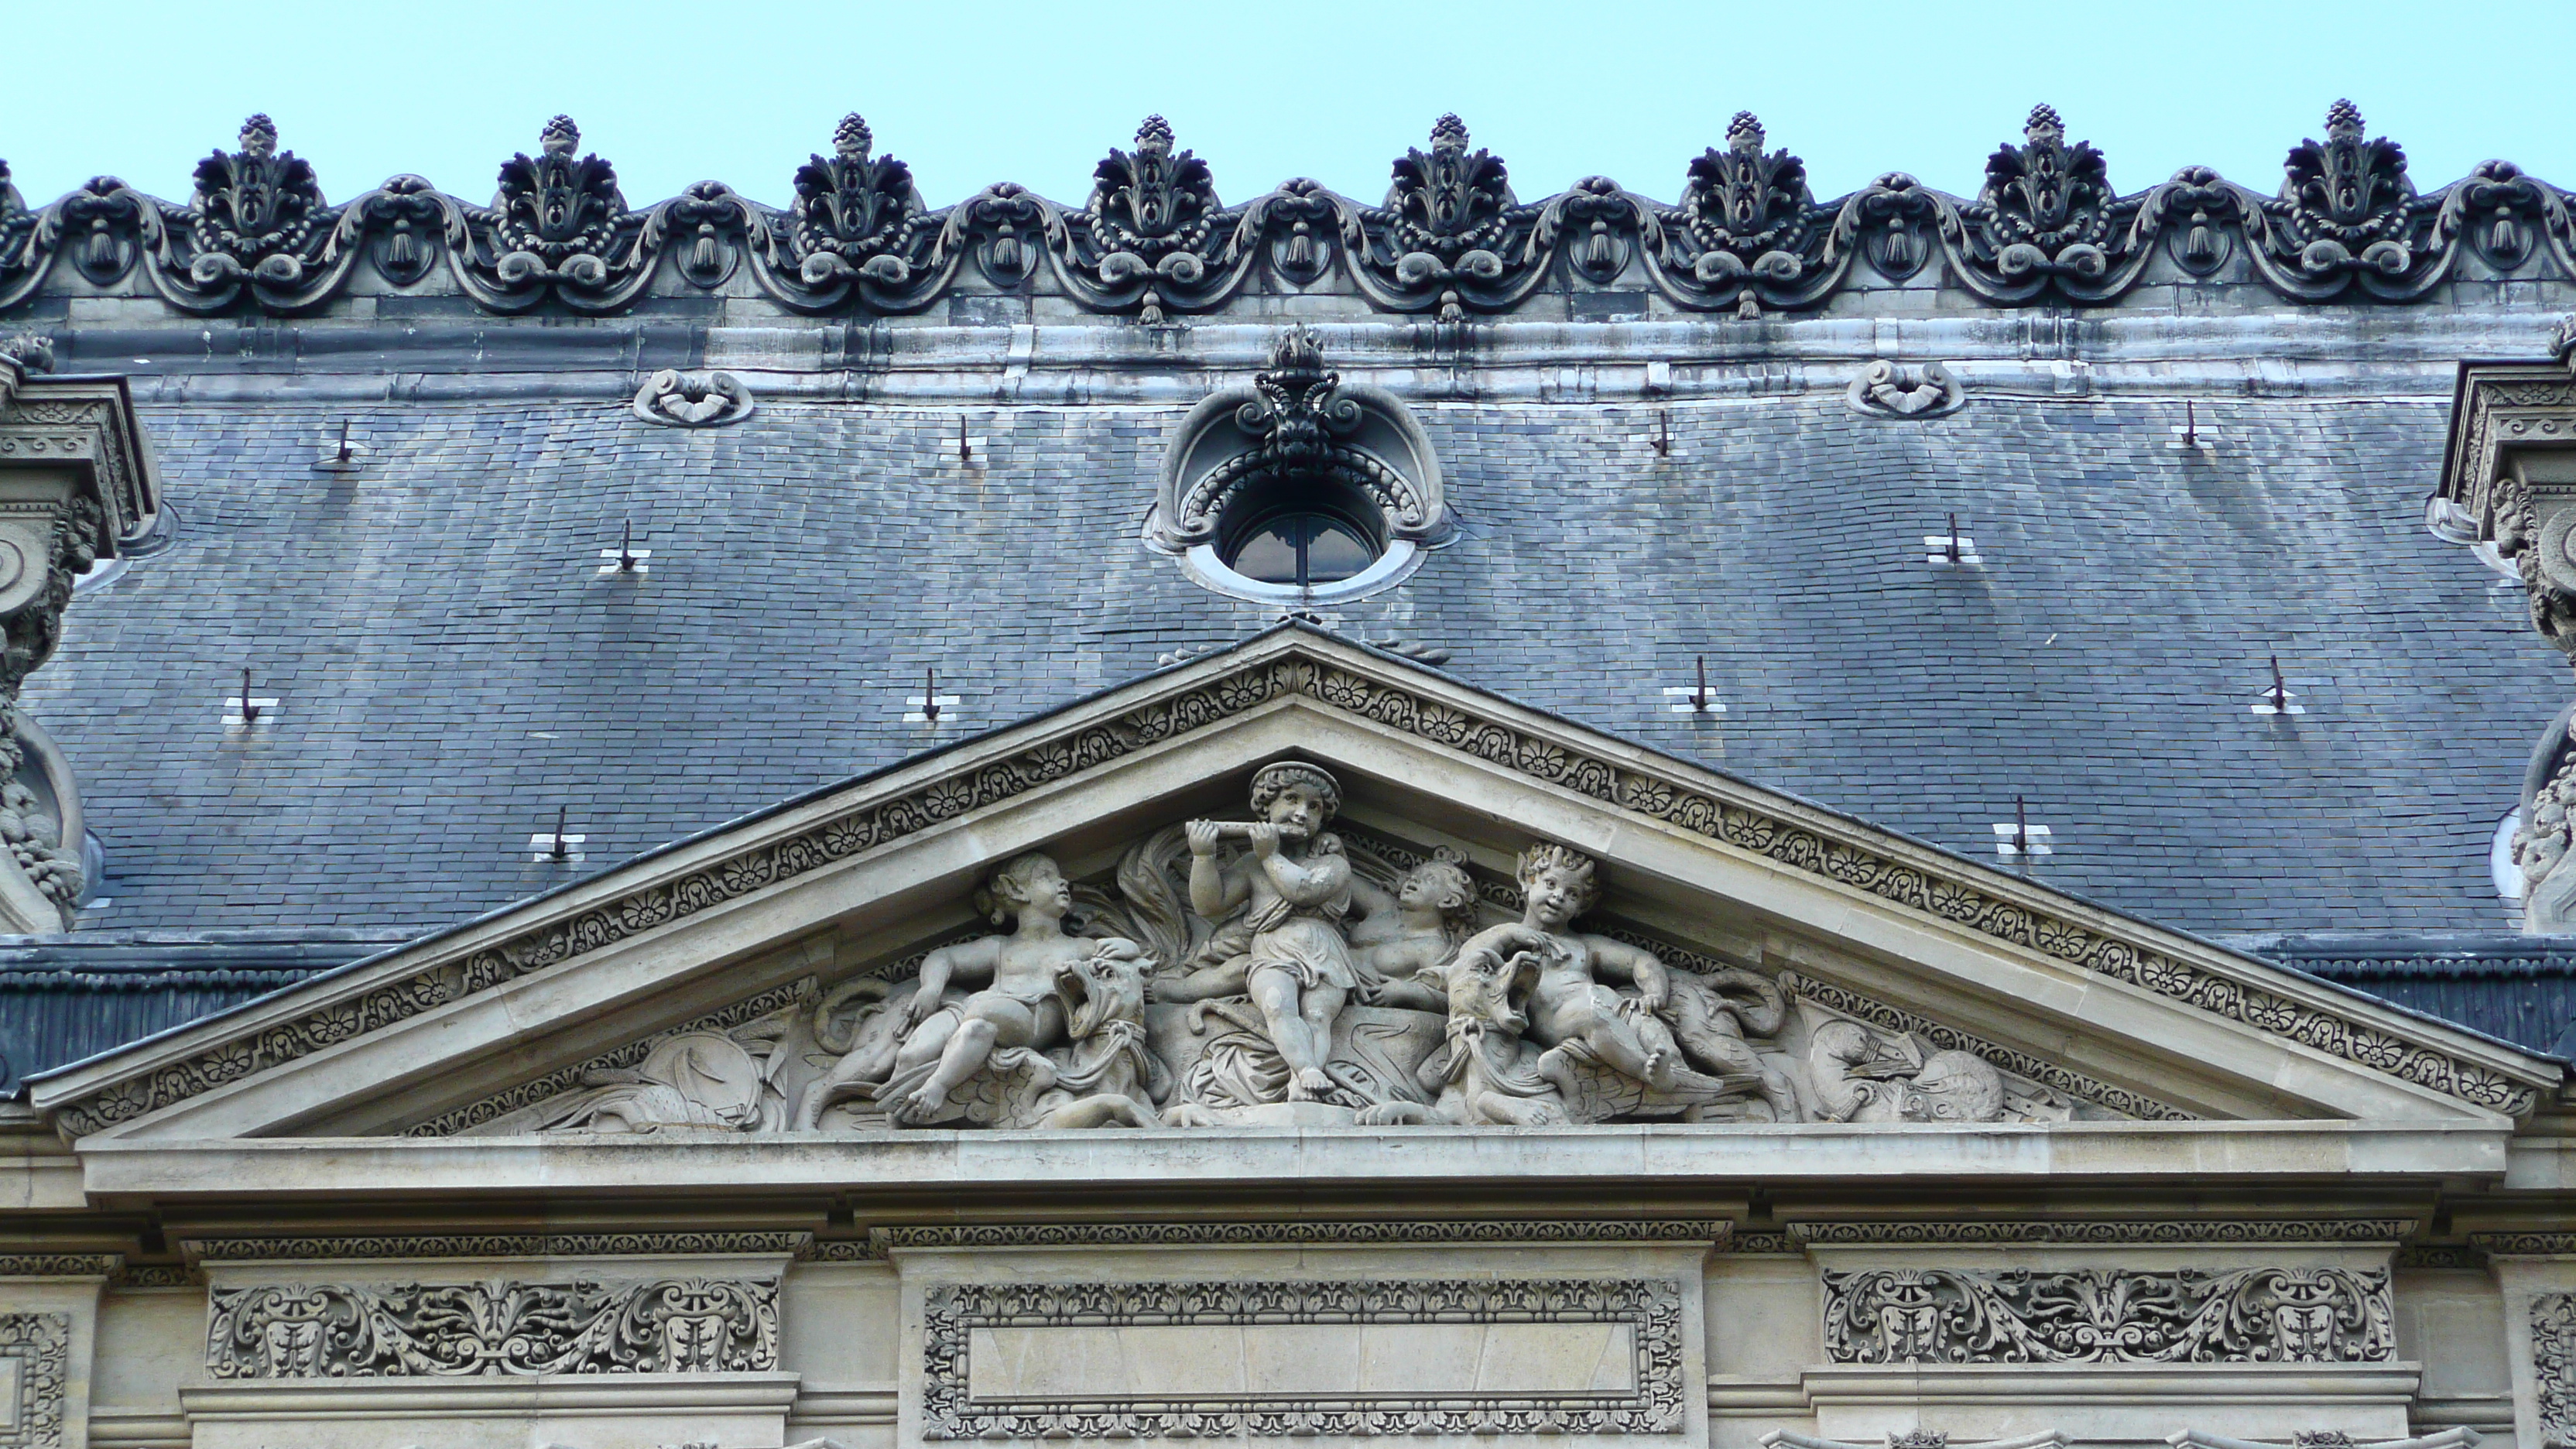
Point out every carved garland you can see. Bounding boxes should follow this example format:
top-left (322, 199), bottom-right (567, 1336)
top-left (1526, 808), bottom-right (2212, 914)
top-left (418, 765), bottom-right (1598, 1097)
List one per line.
top-left (0, 1314), bottom-right (67, 1449)
top-left (1821, 1266), bottom-right (2393, 1365)
top-left (920, 1277), bottom-right (1686, 1439)
top-left (205, 1276), bottom-right (776, 1378)
top-left (53, 653), bottom-right (2541, 1137)
top-left (876, 1220), bottom-right (1726, 1250)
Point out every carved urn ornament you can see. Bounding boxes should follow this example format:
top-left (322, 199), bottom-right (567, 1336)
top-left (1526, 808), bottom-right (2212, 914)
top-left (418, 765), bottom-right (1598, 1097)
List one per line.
top-left (1150, 326), bottom-right (1447, 573)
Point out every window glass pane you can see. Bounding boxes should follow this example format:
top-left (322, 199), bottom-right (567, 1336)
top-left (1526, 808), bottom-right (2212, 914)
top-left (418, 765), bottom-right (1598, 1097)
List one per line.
top-left (1229, 521), bottom-right (1303, 584)
top-left (1302, 517), bottom-right (1375, 583)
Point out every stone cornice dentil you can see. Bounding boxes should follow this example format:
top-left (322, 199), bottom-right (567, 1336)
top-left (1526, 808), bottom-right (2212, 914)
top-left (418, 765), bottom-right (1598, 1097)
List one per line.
top-left (32, 629), bottom-right (2557, 1136)
top-left (2, 103), bottom-right (2571, 324)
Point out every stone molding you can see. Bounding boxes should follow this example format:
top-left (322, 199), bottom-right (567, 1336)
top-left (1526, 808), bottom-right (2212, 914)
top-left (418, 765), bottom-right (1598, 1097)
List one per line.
top-left (205, 1276), bottom-right (778, 1378)
top-left (0, 1255), bottom-right (115, 1278)
top-left (877, 1220), bottom-right (1728, 1251)
top-left (1821, 1266), bottom-right (2393, 1365)
top-left (920, 1276), bottom-right (1687, 1438)
top-left (1792, 1220), bottom-right (2414, 1246)
top-left (2471, 1232), bottom-right (2576, 1256)
top-left (181, 1231), bottom-right (812, 1262)
top-left (0, 1313), bottom-right (67, 1449)
top-left (2, 104), bottom-right (2565, 322)
top-left (43, 634), bottom-right (2550, 1136)
top-left (1723, 1232), bottom-right (1801, 1255)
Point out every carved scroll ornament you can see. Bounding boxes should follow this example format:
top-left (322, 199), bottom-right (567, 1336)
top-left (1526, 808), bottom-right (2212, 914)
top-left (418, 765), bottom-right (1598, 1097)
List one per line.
top-left (205, 1276), bottom-right (777, 1378)
top-left (2537, 1292), bottom-right (2576, 1447)
top-left (1, 101), bottom-right (2559, 324)
top-left (1822, 1266), bottom-right (2393, 1365)
top-left (0, 1312), bottom-right (67, 1449)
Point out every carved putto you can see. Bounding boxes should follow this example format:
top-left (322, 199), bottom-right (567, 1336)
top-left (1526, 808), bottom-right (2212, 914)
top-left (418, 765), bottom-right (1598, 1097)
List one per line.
top-left (473, 754), bottom-right (2153, 1137)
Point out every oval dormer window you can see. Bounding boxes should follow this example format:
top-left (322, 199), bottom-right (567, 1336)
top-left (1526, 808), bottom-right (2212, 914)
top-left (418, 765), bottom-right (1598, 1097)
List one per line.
top-left (1150, 326), bottom-right (1448, 604)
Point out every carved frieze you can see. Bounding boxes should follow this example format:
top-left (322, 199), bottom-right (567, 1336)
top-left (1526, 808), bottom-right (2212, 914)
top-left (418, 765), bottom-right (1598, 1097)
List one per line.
top-left (57, 642), bottom-right (2544, 1139)
top-left (6, 104), bottom-right (2576, 321)
top-left (1821, 1266), bottom-right (2393, 1365)
top-left (183, 1231), bottom-right (810, 1262)
top-left (0, 1313), bottom-right (67, 1449)
top-left (205, 1276), bottom-right (777, 1378)
top-left (1793, 1220), bottom-right (2410, 1246)
top-left (920, 1277), bottom-right (1686, 1438)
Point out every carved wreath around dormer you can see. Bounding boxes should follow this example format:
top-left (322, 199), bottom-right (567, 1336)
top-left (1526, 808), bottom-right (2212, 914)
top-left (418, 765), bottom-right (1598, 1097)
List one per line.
top-left (1150, 327), bottom-right (1447, 559)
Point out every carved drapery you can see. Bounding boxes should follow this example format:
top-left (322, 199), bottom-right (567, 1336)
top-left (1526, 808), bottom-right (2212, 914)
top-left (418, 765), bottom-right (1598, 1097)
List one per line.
top-left (204, 1276), bottom-right (777, 1378)
top-left (1821, 1266), bottom-right (2394, 1365)
top-left (1, 101), bottom-right (2564, 323)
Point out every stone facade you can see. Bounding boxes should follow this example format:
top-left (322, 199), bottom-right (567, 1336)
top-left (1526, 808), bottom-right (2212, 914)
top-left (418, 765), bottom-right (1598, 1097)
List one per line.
top-left (7, 110), bottom-right (2576, 1449)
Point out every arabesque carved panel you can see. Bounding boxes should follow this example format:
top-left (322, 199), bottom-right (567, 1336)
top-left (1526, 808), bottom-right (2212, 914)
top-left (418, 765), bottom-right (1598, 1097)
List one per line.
top-left (204, 1276), bottom-right (776, 1378)
top-left (1822, 1266), bottom-right (2393, 1365)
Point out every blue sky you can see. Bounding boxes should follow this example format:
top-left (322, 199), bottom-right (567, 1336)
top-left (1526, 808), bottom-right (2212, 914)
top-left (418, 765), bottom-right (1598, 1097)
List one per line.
top-left (5, 2), bottom-right (2572, 211)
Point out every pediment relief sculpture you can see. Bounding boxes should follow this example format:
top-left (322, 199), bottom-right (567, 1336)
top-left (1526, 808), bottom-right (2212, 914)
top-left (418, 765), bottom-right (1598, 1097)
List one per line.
top-left (476, 759), bottom-right (2159, 1137)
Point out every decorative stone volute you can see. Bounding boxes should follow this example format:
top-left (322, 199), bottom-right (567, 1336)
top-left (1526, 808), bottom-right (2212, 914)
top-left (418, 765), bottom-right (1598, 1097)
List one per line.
top-left (2434, 338), bottom-right (2576, 931)
top-left (0, 354), bottom-right (159, 930)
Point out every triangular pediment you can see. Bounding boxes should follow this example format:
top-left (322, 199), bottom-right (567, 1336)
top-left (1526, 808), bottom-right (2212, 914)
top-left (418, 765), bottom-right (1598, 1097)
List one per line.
top-left (32, 628), bottom-right (2557, 1162)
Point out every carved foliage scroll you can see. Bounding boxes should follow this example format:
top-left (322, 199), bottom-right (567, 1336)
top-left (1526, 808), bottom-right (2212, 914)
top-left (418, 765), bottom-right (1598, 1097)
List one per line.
top-left (1822, 1266), bottom-right (2393, 1366)
top-left (0, 1313), bottom-right (67, 1449)
top-left (204, 1276), bottom-right (777, 1378)
top-left (921, 1277), bottom-right (1685, 1439)
top-left (2537, 1292), bottom-right (2576, 1448)
top-left (0, 101), bottom-right (2566, 320)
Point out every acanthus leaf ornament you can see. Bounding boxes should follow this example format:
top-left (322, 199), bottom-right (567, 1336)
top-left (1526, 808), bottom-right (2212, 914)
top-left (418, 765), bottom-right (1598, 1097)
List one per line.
top-left (1944, 104), bottom-right (2144, 304)
top-left (1048, 115), bottom-right (1254, 324)
top-left (2245, 99), bottom-right (2440, 300)
top-left (1351, 115), bottom-right (1544, 320)
top-left (1642, 112), bottom-right (1847, 317)
top-left (130, 115), bottom-right (371, 315)
top-left (748, 113), bottom-right (948, 313)
top-left (456, 115), bottom-right (651, 314)
top-left (1822, 1266), bottom-right (2394, 1366)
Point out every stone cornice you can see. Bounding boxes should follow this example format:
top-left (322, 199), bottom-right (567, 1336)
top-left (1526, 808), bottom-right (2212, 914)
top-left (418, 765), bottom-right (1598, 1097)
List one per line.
top-left (180, 1231), bottom-right (813, 1263)
top-left (30, 629), bottom-right (2559, 1136)
top-left (872, 1220), bottom-right (1729, 1251)
top-left (1790, 1219), bottom-right (2415, 1245)
top-left (0, 1252), bottom-right (118, 1277)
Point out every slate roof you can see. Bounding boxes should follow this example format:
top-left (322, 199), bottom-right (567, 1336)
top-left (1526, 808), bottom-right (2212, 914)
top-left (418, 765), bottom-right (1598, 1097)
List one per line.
top-left (19, 385), bottom-right (2555, 940)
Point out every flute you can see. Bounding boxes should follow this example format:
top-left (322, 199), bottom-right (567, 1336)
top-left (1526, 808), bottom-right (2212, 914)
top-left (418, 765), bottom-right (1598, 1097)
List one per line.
top-left (1191, 820), bottom-right (1271, 838)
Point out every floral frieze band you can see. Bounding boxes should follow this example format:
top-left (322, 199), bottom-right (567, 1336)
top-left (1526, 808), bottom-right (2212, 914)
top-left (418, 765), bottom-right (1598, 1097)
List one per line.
top-left (204, 1276), bottom-right (777, 1377)
top-left (1822, 1266), bottom-right (2393, 1365)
